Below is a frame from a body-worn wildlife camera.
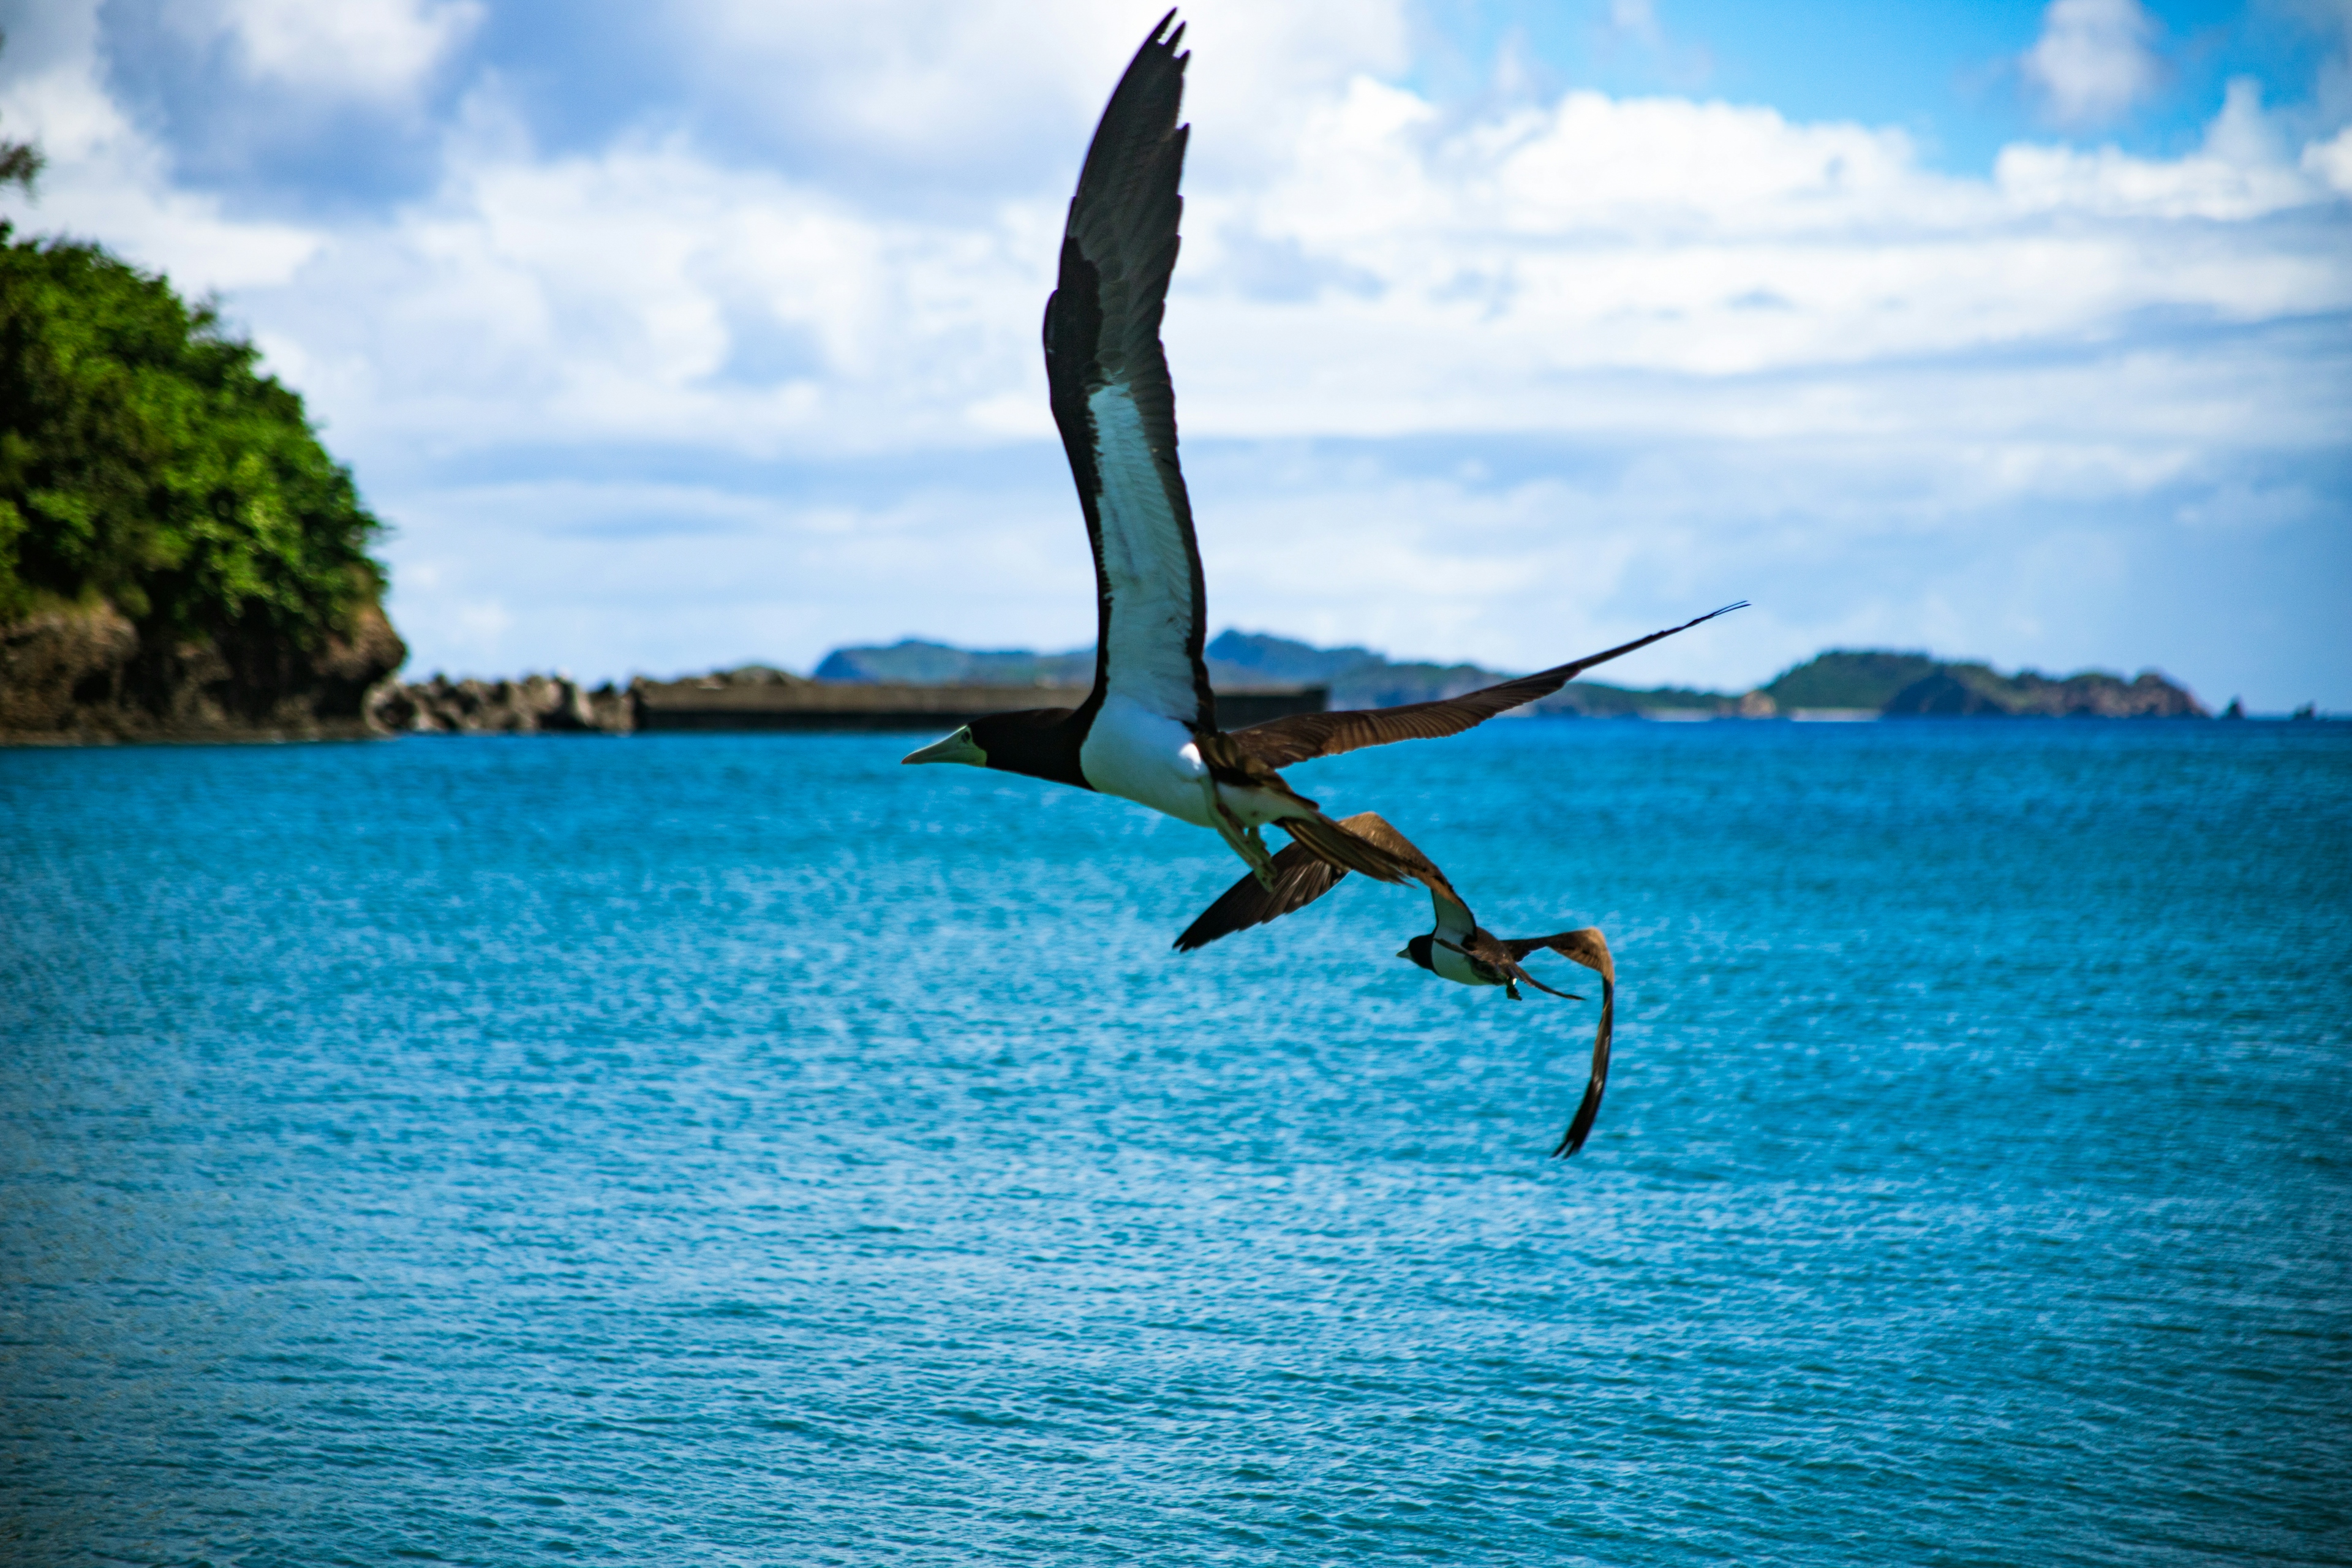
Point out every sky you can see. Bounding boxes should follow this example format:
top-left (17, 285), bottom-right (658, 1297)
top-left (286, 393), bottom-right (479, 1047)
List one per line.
top-left (1, 0), bottom-right (2346, 708)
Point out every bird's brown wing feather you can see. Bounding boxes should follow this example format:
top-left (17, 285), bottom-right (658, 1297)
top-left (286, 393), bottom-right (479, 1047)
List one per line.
top-left (1517, 926), bottom-right (1615, 1158)
top-left (1227, 603), bottom-right (1747, 770)
top-left (1172, 840), bottom-right (1346, 951)
top-left (1313, 812), bottom-right (1482, 932)
top-left (1188, 741), bottom-right (1431, 889)
top-left (1502, 929), bottom-right (1613, 970)
top-left (1172, 810), bottom-right (1464, 951)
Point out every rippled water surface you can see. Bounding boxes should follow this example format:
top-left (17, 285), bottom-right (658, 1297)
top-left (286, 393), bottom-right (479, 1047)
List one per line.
top-left (4, 722), bottom-right (2349, 1566)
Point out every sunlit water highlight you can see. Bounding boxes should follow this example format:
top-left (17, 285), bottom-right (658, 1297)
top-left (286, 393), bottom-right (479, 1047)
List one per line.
top-left (4, 722), bottom-right (2348, 1566)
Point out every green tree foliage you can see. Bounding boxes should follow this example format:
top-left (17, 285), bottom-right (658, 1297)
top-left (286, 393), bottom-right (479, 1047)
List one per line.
top-left (0, 227), bottom-right (386, 645)
top-left (1762, 649), bottom-right (1941, 710)
top-left (0, 140), bottom-right (39, 191)
top-left (0, 31), bottom-right (39, 196)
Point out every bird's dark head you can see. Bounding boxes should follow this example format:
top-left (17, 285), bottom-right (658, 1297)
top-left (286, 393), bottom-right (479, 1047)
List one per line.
top-left (902, 707), bottom-right (1086, 788)
top-left (1398, 934), bottom-right (1436, 972)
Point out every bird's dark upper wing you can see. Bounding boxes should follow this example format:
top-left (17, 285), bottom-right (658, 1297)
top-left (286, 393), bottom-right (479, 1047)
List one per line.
top-left (1173, 811), bottom-right (1470, 951)
top-left (1228, 603), bottom-right (1747, 770)
top-left (1045, 13), bottom-right (1213, 731)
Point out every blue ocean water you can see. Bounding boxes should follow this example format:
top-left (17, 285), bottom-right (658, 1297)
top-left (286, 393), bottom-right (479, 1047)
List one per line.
top-left (2, 720), bottom-right (2348, 1566)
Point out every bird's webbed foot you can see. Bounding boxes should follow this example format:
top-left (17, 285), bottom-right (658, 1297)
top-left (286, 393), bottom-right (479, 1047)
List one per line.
top-left (1206, 787), bottom-right (1281, 891)
top-left (1231, 820), bottom-right (1279, 892)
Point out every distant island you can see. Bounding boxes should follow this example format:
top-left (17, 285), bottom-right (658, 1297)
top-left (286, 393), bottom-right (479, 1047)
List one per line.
top-left (807, 635), bottom-right (2209, 720)
top-left (347, 635), bottom-right (2212, 737)
top-left (1744, 649), bottom-right (2209, 719)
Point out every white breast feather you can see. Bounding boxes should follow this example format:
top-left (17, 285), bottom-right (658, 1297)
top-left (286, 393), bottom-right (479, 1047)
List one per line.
top-left (1087, 381), bottom-right (1201, 724)
top-left (1079, 693), bottom-right (1214, 827)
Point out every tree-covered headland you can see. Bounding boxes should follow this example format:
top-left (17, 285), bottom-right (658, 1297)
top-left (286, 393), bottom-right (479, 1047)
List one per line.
top-left (0, 105), bottom-right (405, 739)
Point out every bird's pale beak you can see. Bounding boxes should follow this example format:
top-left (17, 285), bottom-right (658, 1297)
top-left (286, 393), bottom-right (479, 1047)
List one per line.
top-left (1395, 946), bottom-right (1410, 959)
top-left (902, 726), bottom-right (986, 767)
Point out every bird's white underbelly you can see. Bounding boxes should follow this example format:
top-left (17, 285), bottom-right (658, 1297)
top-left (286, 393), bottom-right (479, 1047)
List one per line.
top-left (1080, 695), bottom-right (1298, 831)
top-left (1081, 696), bottom-right (1213, 826)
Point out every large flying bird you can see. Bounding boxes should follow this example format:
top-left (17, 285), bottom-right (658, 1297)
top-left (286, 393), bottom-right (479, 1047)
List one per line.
top-left (903, 13), bottom-right (1739, 891)
top-left (1175, 812), bottom-right (1619, 1157)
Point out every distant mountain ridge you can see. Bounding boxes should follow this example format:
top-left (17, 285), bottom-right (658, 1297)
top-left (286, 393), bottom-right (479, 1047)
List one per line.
top-left (813, 640), bottom-right (1095, 687)
top-left (809, 636), bottom-right (2207, 718)
top-left (1204, 631), bottom-right (1504, 708)
top-left (809, 633), bottom-right (1478, 701)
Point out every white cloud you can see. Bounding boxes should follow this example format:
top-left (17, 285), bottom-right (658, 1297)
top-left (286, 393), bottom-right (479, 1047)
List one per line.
top-left (244, 111), bottom-right (1057, 462)
top-left (2022, 0), bottom-right (2163, 127)
top-left (2202, 75), bottom-right (2285, 166)
top-left (164, 0), bottom-right (482, 102)
top-left (666, 0), bottom-right (1409, 196)
top-left (24, 3), bottom-right (2338, 455)
top-left (0, 5), bottom-right (320, 289)
top-left (1178, 81), bottom-right (2346, 415)
top-left (2305, 122), bottom-right (2352, 194)
top-left (1608, 0), bottom-right (1662, 45)
top-left (216, 73), bottom-right (2344, 471)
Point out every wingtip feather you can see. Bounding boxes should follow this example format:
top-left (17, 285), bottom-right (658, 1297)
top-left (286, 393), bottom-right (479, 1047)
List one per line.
top-left (1551, 1080), bottom-right (1605, 1158)
top-left (1549, 964), bottom-right (1613, 1159)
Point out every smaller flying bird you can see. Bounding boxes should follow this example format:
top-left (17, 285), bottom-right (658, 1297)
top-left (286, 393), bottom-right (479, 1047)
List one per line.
top-left (1176, 813), bottom-right (1619, 1157)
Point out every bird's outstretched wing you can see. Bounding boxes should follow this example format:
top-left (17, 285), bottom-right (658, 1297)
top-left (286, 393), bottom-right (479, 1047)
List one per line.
top-left (1228, 603), bottom-right (1747, 770)
top-left (1510, 926), bottom-right (1616, 1158)
top-left (1046, 12), bottom-right (1213, 732)
top-left (1172, 811), bottom-right (1469, 951)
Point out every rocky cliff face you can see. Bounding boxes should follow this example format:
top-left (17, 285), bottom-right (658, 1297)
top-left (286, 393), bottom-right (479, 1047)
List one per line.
top-left (1, 599), bottom-right (407, 742)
